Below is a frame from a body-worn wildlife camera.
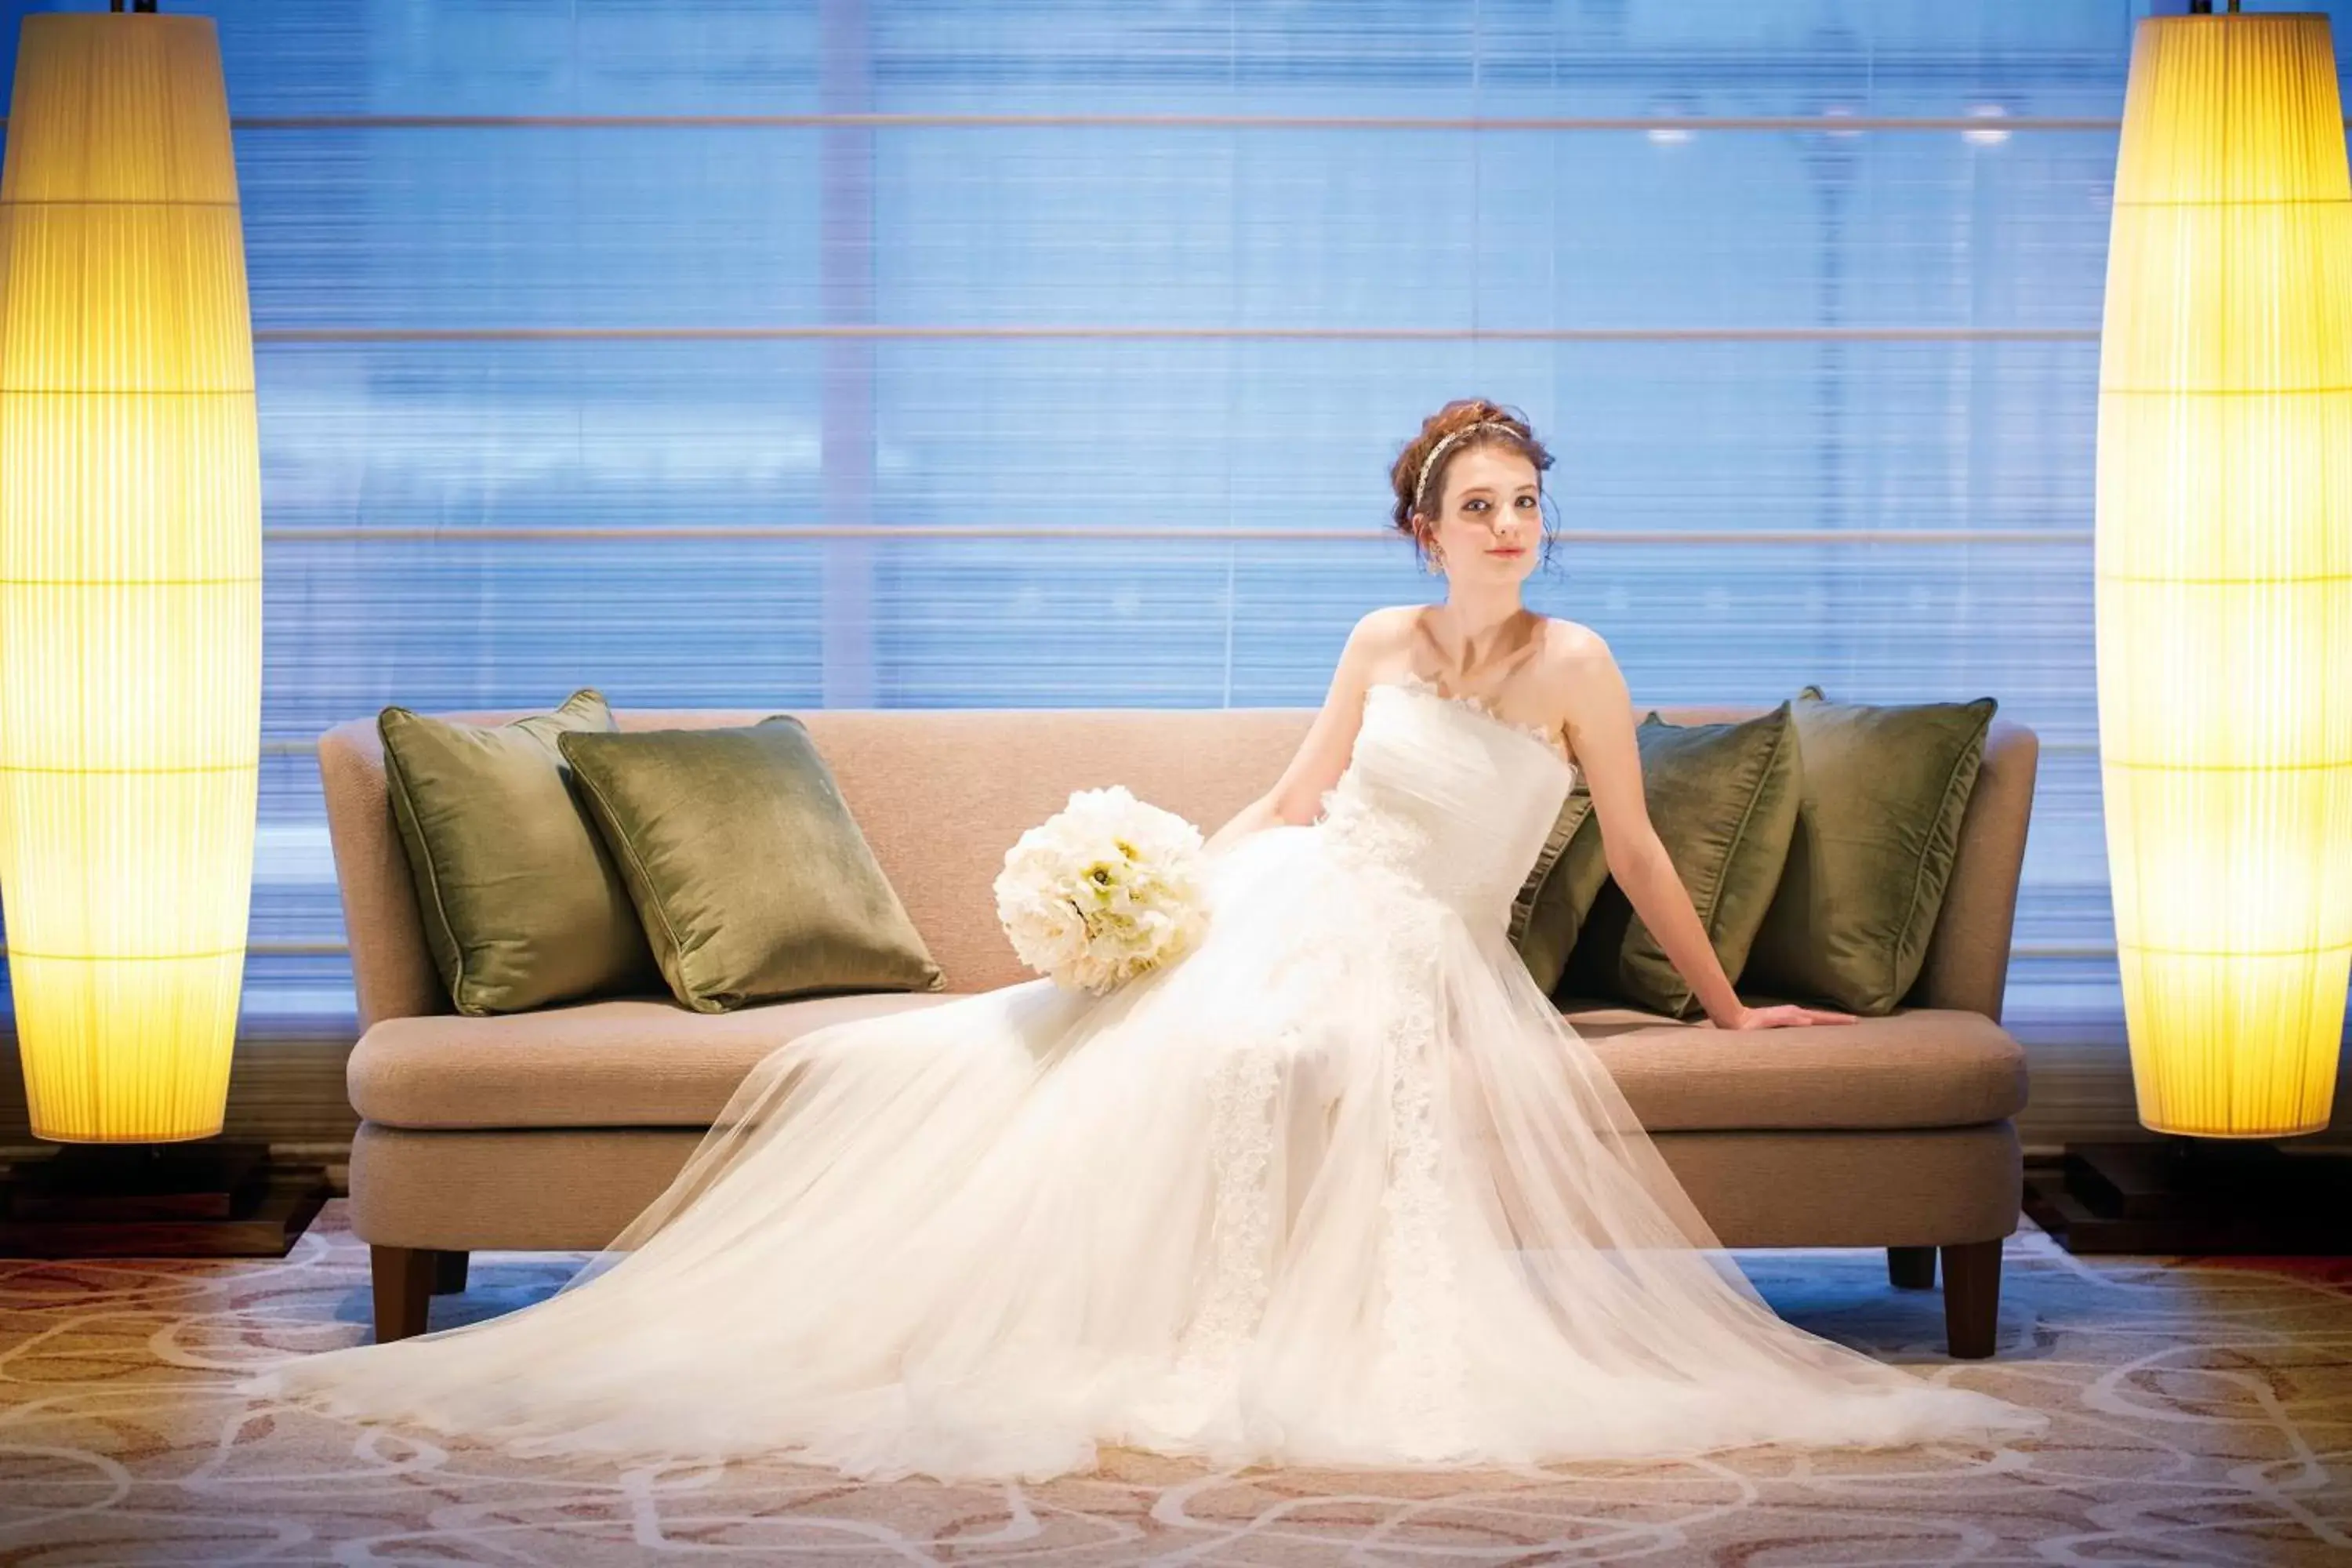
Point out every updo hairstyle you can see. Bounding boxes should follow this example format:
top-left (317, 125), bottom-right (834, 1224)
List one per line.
top-left (1385, 399), bottom-right (1558, 569)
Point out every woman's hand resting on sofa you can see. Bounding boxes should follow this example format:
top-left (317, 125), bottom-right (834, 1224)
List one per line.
top-left (1717, 1003), bottom-right (1860, 1030)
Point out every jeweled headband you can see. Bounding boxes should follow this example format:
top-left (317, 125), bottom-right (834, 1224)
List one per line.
top-left (1412, 419), bottom-right (1530, 513)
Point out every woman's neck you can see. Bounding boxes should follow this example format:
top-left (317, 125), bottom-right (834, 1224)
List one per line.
top-left (1420, 591), bottom-right (1534, 677)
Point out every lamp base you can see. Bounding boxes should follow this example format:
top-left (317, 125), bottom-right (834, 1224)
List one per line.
top-left (0, 1140), bottom-right (328, 1258)
top-left (2024, 1139), bottom-right (2352, 1254)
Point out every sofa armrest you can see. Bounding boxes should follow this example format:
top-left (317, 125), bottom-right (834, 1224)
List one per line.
top-left (319, 717), bottom-right (452, 1033)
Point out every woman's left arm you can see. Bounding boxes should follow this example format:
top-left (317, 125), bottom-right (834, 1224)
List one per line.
top-left (1553, 632), bottom-right (1853, 1032)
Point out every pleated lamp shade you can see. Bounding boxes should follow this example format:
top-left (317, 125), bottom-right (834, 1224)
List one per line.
top-left (0, 13), bottom-right (261, 1142)
top-left (2095, 12), bottom-right (2352, 1138)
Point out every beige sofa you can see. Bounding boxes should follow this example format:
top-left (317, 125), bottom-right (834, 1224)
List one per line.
top-left (321, 702), bottom-right (2037, 1358)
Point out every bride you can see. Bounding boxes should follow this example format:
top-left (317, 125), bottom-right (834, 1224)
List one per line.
top-left (241, 399), bottom-right (2046, 1481)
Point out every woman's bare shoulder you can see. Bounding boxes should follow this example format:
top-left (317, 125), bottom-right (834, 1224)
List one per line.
top-left (1530, 617), bottom-right (1624, 726)
top-left (1534, 614), bottom-right (1610, 667)
top-left (1356, 604), bottom-right (1425, 635)
top-left (1345, 604), bottom-right (1425, 657)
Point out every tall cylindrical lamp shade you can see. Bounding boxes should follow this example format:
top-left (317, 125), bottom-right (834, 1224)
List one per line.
top-left (2096, 12), bottom-right (2352, 1138)
top-left (0, 14), bottom-right (261, 1142)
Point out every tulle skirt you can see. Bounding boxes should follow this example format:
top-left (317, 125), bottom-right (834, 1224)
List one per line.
top-left (239, 818), bottom-right (2045, 1482)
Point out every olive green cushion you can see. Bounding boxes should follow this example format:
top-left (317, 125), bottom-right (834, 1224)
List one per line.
top-left (557, 718), bottom-right (945, 1013)
top-left (1741, 685), bottom-right (1997, 1016)
top-left (1561, 703), bottom-right (1803, 1018)
top-left (379, 689), bottom-right (661, 1017)
top-left (1508, 783), bottom-right (1607, 996)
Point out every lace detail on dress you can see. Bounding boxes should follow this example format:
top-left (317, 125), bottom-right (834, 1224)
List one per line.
top-left (1316, 775), bottom-right (1434, 887)
top-left (1373, 909), bottom-right (1470, 1455)
top-left (1172, 1040), bottom-right (1283, 1381)
top-left (1378, 670), bottom-right (1570, 766)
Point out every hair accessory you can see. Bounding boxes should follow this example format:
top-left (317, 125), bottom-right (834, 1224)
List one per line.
top-left (1412, 419), bottom-right (1526, 514)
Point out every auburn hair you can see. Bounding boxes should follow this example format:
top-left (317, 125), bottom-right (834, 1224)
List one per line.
top-left (1387, 400), bottom-right (1554, 554)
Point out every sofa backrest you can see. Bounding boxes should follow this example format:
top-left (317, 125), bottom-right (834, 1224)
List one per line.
top-left (318, 704), bottom-right (2039, 1032)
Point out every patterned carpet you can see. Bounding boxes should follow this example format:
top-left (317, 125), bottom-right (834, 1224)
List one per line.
top-left (1, 1200), bottom-right (2347, 1566)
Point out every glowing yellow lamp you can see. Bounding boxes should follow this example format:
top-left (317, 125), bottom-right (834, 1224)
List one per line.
top-left (0, 13), bottom-right (261, 1142)
top-left (2096, 10), bottom-right (2352, 1138)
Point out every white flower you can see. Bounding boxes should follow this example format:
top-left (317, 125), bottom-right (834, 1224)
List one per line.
top-left (993, 785), bottom-right (1210, 994)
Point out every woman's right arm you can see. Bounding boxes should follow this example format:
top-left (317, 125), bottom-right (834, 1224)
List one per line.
top-left (1203, 608), bottom-right (1396, 857)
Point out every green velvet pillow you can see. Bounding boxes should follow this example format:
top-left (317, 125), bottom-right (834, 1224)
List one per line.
top-left (379, 688), bottom-right (662, 1016)
top-left (557, 718), bottom-right (946, 1013)
top-left (1740, 685), bottom-right (1997, 1016)
top-left (1559, 703), bottom-right (1804, 1018)
top-left (1508, 783), bottom-right (1608, 997)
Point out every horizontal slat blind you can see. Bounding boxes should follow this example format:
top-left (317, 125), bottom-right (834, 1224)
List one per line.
top-left (3, 0), bottom-right (2350, 1044)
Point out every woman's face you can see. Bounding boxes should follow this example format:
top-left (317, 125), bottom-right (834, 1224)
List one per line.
top-left (1426, 444), bottom-right (1541, 583)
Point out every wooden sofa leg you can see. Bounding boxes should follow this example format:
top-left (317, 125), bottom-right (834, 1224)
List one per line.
top-left (1940, 1239), bottom-right (2002, 1359)
top-left (431, 1249), bottom-right (470, 1294)
top-left (1887, 1245), bottom-right (1936, 1290)
top-left (371, 1245), bottom-right (437, 1343)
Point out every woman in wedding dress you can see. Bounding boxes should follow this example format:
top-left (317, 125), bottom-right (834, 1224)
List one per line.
top-left (241, 399), bottom-right (2045, 1481)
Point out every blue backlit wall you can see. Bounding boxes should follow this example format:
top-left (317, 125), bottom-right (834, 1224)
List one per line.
top-left (3, 0), bottom-right (2348, 1039)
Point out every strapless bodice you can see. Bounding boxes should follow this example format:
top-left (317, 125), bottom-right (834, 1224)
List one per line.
top-left (1315, 673), bottom-right (1578, 930)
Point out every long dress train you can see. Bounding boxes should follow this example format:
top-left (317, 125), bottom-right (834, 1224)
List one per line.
top-left (238, 673), bottom-right (2045, 1481)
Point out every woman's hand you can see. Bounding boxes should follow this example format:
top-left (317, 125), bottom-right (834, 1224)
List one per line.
top-left (1715, 1002), bottom-right (1859, 1030)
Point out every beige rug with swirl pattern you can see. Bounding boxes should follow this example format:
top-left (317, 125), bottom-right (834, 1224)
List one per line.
top-left (2, 1200), bottom-right (2347, 1566)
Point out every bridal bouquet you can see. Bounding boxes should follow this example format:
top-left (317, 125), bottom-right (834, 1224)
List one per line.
top-left (993, 786), bottom-right (1210, 995)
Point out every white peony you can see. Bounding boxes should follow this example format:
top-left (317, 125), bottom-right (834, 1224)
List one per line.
top-left (993, 785), bottom-right (1211, 994)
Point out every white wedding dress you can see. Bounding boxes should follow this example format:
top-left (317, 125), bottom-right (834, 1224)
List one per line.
top-left (241, 673), bottom-right (2045, 1481)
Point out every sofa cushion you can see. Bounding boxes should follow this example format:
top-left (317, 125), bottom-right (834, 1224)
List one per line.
top-left (1558, 1000), bottom-right (2027, 1131)
top-left (351, 991), bottom-right (2021, 1134)
top-left (557, 718), bottom-right (946, 1012)
top-left (1562, 702), bottom-right (1803, 1018)
top-left (378, 689), bottom-right (662, 1016)
top-left (1740, 687), bottom-right (1998, 1015)
top-left (1506, 781), bottom-right (1607, 997)
top-left (349, 993), bottom-right (969, 1128)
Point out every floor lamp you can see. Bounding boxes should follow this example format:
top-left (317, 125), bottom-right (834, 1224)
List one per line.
top-left (0, 4), bottom-right (325, 1254)
top-left (2026, 2), bottom-right (2352, 1254)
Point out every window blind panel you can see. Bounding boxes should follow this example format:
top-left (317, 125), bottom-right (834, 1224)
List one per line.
top-left (875, 1), bottom-right (2136, 117)
top-left (1550, 343), bottom-right (2093, 534)
top-left (1472, 4), bottom-right (2134, 118)
top-left (223, 126), bottom-right (2118, 338)
top-left (249, 538), bottom-right (2096, 727)
top-left (240, 129), bottom-right (826, 331)
top-left (248, 346), bottom-right (2095, 542)
top-left (263, 538), bottom-right (829, 721)
top-left (1211, 544), bottom-right (2092, 710)
top-left (876, 126), bottom-right (2119, 332)
top-left (1, 2), bottom-right (2339, 121)
top-left (197, 2), bottom-right (823, 119)
top-left (257, 341), bottom-right (831, 528)
top-left (1543, 133), bottom-right (2121, 332)
top-left (862, 340), bottom-right (2091, 533)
